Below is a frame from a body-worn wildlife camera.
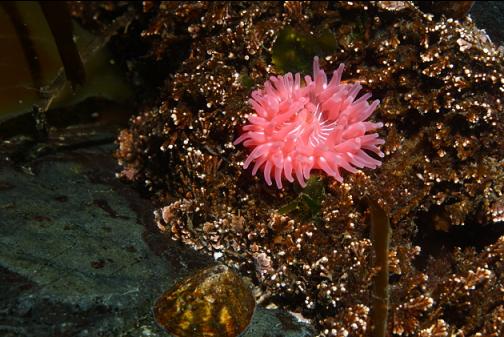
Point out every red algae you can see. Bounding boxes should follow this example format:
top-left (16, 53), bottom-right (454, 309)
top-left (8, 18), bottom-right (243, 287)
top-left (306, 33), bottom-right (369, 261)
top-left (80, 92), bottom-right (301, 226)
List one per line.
top-left (71, 1), bottom-right (504, 336)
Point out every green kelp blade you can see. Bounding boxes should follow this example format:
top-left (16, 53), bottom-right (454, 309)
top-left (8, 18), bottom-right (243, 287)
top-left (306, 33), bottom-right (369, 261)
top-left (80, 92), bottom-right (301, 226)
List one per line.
top-left (0, 2), bottom-right (132, 123)
top-left (278, 175), bottom-right (325, 220)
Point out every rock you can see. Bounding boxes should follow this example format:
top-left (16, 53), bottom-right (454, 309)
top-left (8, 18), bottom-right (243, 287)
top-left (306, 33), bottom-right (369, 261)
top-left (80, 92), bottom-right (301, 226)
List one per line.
top-left (0, 138), bottom-right (313, 336)
top-left (154, 265), bottom-right (255, 337)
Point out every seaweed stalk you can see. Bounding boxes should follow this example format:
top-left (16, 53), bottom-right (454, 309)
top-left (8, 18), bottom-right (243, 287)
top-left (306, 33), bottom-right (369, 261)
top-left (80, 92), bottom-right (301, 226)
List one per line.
top-left (39, 1), bottom-right (86, 90)
top-left (1, 2), bottom-right (42, 90)
top-left (368, 199), bottom-right (391, 337)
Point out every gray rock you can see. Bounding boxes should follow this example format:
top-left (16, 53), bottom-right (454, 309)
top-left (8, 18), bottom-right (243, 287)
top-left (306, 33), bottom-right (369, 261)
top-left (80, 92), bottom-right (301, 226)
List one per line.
top-left (0, 141), bottom-right (313, 336)
top-left (471, 1), bottom-right (504, 45)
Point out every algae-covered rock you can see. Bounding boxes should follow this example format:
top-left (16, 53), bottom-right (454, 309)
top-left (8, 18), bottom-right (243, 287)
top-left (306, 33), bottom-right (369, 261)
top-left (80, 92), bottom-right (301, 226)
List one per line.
top-left (0, 132), bottom-right (312, 336)
top-left (69, 2), bottom-right (504, 335)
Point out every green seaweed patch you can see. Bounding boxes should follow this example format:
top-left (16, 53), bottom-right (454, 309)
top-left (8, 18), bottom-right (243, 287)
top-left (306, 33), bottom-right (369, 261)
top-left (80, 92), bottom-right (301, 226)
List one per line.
top-left (271, 26), bottom-right (338, 74)
top-left (278, 175), bottom-right (325, 222)
top-left (239, 71), bottom-right (254, 90)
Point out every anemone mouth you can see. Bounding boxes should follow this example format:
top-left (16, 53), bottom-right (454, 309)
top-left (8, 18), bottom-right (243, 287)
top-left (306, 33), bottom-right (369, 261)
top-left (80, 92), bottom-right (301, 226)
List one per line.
top-left (309, 106), bottom-right (340, 146)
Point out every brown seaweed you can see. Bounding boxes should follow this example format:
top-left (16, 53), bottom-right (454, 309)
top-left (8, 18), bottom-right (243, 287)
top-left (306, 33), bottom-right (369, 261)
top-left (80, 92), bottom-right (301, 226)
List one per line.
top-left (369, 200), bottom-right (391, 337)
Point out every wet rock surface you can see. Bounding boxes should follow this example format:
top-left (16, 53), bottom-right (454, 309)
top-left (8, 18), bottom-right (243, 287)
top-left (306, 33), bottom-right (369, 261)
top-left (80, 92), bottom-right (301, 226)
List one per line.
top-left (0, 138), bottom-right (313, 337)
top-left (471, 2), bottom-right (504, 45)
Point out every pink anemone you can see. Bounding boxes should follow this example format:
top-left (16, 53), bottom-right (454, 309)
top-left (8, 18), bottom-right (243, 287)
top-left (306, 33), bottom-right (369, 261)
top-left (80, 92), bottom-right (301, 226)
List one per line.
top-left (234, 57), bottom-right (385, 189)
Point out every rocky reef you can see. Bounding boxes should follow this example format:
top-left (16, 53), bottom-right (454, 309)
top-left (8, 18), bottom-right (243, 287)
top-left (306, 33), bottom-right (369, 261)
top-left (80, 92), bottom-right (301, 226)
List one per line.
top-left (73, 2), bottom-right (504, 336)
